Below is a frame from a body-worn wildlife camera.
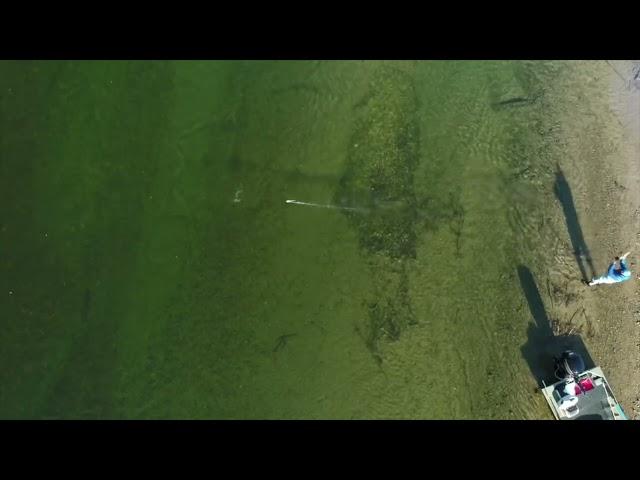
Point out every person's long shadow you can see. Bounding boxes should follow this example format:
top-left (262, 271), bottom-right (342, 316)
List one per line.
top-left (518, 265), bottom-right (595, 387)
top-left (554, 165), bottom-right (596, 282)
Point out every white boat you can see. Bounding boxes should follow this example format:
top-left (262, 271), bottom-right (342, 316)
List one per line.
top-left (541, 351), bottom-right (627, 420)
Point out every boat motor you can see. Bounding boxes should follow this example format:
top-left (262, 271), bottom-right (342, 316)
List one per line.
top-left (554, 350), bottom-right (585, 380)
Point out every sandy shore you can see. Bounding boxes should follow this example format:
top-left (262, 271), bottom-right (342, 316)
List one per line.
top-left (598, 60), bottom-right (640, 418)
top-left (575, 60), bottom-right (640, 418)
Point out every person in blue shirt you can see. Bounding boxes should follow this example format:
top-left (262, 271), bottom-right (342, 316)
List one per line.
top-left (588, 251), bottom-right (633, 286)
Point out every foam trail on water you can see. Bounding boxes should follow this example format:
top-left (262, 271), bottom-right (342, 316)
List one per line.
top-left (285, 199), bottom-right (367, 213)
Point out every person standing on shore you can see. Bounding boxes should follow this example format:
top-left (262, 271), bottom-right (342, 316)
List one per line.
top-left (587, 251), bottom-right (634, 286)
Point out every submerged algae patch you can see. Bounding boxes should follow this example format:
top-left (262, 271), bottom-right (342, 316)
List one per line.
top-left (366, 259), bottom-right (417, 336)
top-left (336, 65), bottom-right (422, 359)
top-left (337, 65), bottom-right (420, 259)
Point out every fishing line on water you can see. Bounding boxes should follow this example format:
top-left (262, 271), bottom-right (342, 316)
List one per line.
top-left (285, 199), bottom-right (367, 213)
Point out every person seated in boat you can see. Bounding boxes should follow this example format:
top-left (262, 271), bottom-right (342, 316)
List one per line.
top-left (588, 251), bottom-right (633, 286)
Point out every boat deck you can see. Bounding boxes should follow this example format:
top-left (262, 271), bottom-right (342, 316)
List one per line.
top-left (565, 384), bottom-right (614, 420)
top-left (541, 367), bottom-right (625, 420)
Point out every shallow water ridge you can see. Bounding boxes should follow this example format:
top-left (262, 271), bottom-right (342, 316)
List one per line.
top-left (1, 60), bottom-right (607, 419)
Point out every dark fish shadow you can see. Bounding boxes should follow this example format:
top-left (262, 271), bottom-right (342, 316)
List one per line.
top-left (273, 333), bottom-right (297, 353)
top-left (553, 165), bottom-right (596, 282)
top-left (81, 289), bottom-right (92, 323)
top-left (518, 265), bottom-right (595, 387)
top-left (491, 96), bottom-right (535, 109)
top-left (270, 83), bottom-right (323, 97)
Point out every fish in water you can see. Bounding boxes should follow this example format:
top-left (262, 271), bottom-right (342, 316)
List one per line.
top-left (273, 333), bottom-right (297, 353)
top-left (493, 95), bottom-right (540, 108)
top-left (81, 289), bottom-right (92, 323)
top-left (270, 83), bottom-right (323, 96)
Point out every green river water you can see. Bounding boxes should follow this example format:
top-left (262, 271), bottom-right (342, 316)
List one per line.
top-left (0, 60), bottom-right (601, 418)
